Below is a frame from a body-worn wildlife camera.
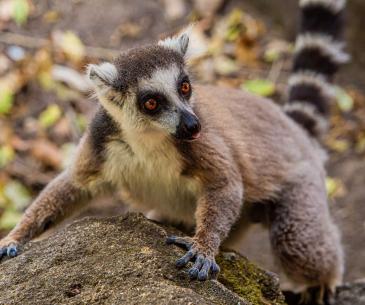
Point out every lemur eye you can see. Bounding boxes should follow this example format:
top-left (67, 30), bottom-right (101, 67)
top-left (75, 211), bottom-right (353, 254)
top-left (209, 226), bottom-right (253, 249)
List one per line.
top-left (181, 81), bottom-right (191, 96)
top-left (144, 98), bottom-right (158, 111)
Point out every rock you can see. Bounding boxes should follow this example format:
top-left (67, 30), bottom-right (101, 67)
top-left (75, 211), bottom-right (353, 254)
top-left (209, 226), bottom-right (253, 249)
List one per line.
top-left (335, 281), bottom-right (365, 305)
top-left (283, 281), bottom-right (365, 305)
top-left (0, 213), bottom-right (285, 305)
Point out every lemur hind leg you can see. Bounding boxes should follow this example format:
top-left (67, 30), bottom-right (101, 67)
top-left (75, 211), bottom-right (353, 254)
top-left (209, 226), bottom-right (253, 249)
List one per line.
top-left (269, 171), bottom-right (343, 305)
top-left (0, 171), bottom-right (90, 259)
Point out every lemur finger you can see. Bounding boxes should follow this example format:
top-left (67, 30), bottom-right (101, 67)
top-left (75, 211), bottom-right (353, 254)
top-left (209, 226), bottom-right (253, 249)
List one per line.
top-left (175, 249), bottom-right (196, 268)
top-left (198, 259), bottom-right (212, 281)
top-left (166, 235), bottom-right (193, 250)
top-left (7, 244), bottom-right (18, 258)
top-left (0, 247), bottom-right (7, 258)
top-left (210, 261), bottom-right (220, 278)
top-left (188, 255), bottom-right (204, 279)
top-left (0, 243), bottom-right (18, 260)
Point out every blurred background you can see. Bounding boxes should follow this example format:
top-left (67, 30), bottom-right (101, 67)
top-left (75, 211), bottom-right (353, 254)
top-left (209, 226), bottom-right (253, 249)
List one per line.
top-left (0, 0), bottom-right (364, 288)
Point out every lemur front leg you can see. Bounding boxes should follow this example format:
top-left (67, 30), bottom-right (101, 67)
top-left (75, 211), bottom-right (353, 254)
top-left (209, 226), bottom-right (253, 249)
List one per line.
top-left (167, 181), bottom-right (243, 280)
top-left (0, 171), bottom-right (90, 259)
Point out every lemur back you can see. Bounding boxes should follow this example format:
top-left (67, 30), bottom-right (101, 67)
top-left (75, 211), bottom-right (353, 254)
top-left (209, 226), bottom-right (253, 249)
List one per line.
top-left (0, 1), bottom-right (347, 304)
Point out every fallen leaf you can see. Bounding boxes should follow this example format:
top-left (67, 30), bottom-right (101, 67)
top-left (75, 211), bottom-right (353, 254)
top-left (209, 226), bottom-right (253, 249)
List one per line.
top-left (3, 180), bottom-right (31, 210)
top-left (12, 0), bottom-right (29, 25)
top-left (214, 55), bottom-right (239, 75)
top-left (76, 114), bottom-right (87, 133)
top-left (0, 88), bottom-right (14, 114)
top-left (0, 208), bottom-right (22, 230)
top-left (335, 86), bottom-right (354, 112)
top-left (53, 30), bottom-right (86, 63)
top-left (241, 79), bottom-right (275, 97)
top-left (43, 9), bottom-right (60, 23)
top-left (0, 145), bottom-right (15, 168)
top-left (30, 139), bottom-right (63, 169)
top-left (327, 139), bottom-right (350, 153)
top-left (326, 177), bottom-right (346, 199)
top-left (264, 40), bottom-right (293, 63)
top-left (61, 142), bottom-right (77, 169)
top-left (38, 104), bottom-right (62, 128)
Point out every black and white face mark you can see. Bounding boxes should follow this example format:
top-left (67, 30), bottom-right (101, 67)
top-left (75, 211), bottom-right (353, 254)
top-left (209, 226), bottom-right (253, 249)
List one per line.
top-left (137, 67), bottom-right (201, 141)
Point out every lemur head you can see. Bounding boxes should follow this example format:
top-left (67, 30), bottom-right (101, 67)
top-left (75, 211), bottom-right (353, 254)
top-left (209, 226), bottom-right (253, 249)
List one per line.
top-left (87, 30), bottom-right (201, 141)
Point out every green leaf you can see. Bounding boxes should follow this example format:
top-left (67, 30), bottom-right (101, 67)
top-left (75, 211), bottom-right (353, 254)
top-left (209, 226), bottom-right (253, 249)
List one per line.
top-left (329, 139), bottom-right (350, 153)
top-left (38, 71), bottom-right (56, 90)
top-left (0, 145), bottom-right (15, 168)
top-left (39, 104), bottom-right (62, 128)
top-left (263, 48), bottom-right (280, 63)
top-left (12, 0), bottom-right (30, 25)
top-left (3, 180), bottom-right (31, 210)
top-left (60, 31), bottom-right (86, 62)
top-left (335, 86), bottom-right (353, 112)
top-left (214, 56), bottom-right (239, 75)
top-left (76, 114), bottom-right (87, 133)
top-left (0, 209), bottom-right (22, 230)
top-left (0, 88), bottom-right (14, 114)
top-left (325, 177), bottom-right (345, 199)
top-left (241, 79), bottom-right (275, 97)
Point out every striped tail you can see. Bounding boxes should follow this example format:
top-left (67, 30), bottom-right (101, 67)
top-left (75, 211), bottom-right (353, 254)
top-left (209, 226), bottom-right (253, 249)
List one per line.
top-left (284, 0), bottom-right (349, 138)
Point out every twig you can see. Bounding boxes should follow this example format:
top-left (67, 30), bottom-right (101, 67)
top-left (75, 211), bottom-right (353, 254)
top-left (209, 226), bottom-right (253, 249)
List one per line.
top-left (0, 32), bottom-right (120, 60)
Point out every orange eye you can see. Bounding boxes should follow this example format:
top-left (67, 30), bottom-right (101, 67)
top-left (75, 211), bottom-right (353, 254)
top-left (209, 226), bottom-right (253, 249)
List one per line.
top-left (181, 81), bottom-right (190, 95)
top-left (144, 98), bottom-right (158, 111)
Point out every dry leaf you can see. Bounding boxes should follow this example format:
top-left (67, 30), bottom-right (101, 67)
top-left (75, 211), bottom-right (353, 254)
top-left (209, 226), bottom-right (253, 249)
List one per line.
top-left (30, 139), bottom-right (62, 169)
top-left (53, 30), bottom-right (86, 63)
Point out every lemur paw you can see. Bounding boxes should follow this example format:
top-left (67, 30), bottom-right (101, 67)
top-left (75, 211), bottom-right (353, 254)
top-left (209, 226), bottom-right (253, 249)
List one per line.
top-left (299, 285), bottom-right (335, 305)
top-left (166, 235), bottom-right (220, 281)
top-left (0, 237), bottom-right (20, 260)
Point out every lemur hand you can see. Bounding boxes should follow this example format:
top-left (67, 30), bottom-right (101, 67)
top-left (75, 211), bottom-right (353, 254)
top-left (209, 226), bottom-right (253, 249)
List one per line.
top-left (166, 235), bottom-right (220, 281)
top-left (0, 236), bottom-right (20, 259)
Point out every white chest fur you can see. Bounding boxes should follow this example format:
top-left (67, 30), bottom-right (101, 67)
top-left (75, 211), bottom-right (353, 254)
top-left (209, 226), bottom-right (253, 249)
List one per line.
top-left (102, 135), bottom-right (201, 226)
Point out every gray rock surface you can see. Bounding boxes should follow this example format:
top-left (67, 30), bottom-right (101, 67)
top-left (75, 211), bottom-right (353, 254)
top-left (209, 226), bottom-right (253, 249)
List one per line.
top-left (0, 213), bottom-right (285, 305)
top-left (336, 282), bottom-right (365, 305)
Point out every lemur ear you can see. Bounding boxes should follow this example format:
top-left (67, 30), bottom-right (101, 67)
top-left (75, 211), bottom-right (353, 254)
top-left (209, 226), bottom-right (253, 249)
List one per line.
top-left (87, 62), bottom-right (118, 89)
top-left (158, 28), bottom-right (191, 58)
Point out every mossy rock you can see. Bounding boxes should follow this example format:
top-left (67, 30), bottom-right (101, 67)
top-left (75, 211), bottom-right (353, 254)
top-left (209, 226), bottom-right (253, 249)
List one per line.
top-left (217, 252), bottom-right (284, 305)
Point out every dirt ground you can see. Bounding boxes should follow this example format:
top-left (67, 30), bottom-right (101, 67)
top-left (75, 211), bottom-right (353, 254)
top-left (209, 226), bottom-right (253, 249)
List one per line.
top-left (0, 0), bottom-right (364, 288)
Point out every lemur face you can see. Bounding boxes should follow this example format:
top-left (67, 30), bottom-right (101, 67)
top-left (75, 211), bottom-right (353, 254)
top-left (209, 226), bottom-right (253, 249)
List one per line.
top-left (87, 30), bottom-right (201, 141)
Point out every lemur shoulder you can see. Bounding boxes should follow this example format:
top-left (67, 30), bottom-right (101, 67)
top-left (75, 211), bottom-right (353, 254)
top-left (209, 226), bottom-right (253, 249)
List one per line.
top-left (0, 0), bottom-right (347, 303)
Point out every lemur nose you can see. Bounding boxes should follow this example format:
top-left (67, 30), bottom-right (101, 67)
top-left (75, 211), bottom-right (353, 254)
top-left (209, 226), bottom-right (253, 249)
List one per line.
top-left (185, 118), bottom-right (201, 139)
top-left (176, 111), bottom-right (201, 140)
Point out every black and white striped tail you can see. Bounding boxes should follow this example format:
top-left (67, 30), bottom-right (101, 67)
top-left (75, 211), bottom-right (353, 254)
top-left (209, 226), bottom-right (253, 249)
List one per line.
top-left (284, 0), bottom-right (349, 138)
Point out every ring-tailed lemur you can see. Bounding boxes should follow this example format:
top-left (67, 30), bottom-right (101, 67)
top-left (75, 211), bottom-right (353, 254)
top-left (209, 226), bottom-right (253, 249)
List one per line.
top-left (0, 0), bottom-right (347, 303)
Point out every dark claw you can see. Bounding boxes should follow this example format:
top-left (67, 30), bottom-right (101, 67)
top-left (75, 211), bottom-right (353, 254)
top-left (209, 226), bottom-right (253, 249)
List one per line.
top-left (0, 248), bottom-right (6, 258)
top-left (210, 261), bottom-right (220, 277)
top-left (188, 255), bottom-right (204, 279)
top-left (166, 236), bottom-right (176, 244)
top-left (188, 267), bottom-right (199, 279)
top-left (7, 245), bottom-right (18, 258)
top-left (176, 249), bottom-right (196, 268)
top-left (166, 235), bottom-right (192, 250)
top-left (198, 259), bottom-right (212, 281)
